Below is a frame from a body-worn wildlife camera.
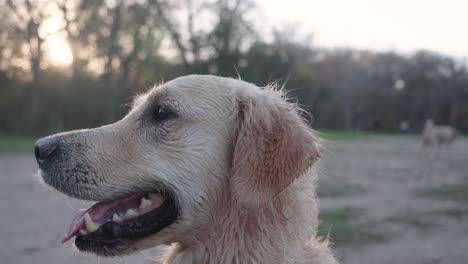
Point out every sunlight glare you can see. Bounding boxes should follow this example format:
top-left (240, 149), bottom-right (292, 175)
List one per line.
top-left (46, 34), bottom-right (73, 66)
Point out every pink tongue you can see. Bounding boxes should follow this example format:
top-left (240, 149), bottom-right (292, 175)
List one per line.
top-left (62, 209), bottom-right (87, 243)
top-left (61, 194), bottom-right (147, 243)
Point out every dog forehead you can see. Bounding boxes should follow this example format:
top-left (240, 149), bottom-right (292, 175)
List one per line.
top-left (165, 75), bottom-right (231, 94)
top-left (161, 75), bottom-right (260, 98)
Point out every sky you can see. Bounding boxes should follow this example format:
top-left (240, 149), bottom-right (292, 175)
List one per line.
top-left (256, 0), bottom-right (468, 58)
top-left (44, 0), bottom-right (468, 65)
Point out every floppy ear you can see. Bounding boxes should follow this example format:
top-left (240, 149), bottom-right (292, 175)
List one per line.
top-left (231, 89), bottom-right (321, 210)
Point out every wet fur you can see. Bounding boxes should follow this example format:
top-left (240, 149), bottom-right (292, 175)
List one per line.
top-left (38, 75), bottom-right (337, 263)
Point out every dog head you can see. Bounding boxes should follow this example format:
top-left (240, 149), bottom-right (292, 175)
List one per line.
top-left (35, 75), bottom-right (320, 256)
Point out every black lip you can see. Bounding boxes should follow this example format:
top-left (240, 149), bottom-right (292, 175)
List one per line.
top-left (75, 191), bottom-right (179, 256)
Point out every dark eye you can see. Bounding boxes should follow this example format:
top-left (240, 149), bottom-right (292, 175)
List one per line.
top-left (152, 105), bottom-right (173, 121)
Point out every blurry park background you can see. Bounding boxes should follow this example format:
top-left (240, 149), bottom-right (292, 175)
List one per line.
top-left (1, 0), bottom-right (468, 135)
top-left (1, 0), bottom-right (468, 264)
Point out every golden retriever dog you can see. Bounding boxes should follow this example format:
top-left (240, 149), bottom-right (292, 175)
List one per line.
top-left (34, 75), bottom-right (337, 264)
top-left (422, 119), bottom-right (457, 154)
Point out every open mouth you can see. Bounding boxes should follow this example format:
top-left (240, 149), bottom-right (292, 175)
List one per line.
top-left (62, 191), bottom-right (179, 255)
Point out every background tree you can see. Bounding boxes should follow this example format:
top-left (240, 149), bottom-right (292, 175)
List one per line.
top-left (0, 0), bottom-right (467, 136)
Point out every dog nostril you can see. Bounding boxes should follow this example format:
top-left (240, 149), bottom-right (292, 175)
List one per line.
top-left (34, 138), bottom-right (58, 163)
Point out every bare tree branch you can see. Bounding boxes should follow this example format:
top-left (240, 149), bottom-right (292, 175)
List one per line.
top-left (154, 0), bottom-right (191, 71)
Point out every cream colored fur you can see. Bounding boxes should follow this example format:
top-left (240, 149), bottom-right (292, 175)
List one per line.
top-left (41, 75), bottom-right (337, 263)
top-left (422, 119), bottom-right (457, 150)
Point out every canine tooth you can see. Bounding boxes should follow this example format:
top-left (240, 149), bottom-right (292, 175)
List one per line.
top-left (84, 213), bottom-right (100, 232)
top-left (112, 213), bottom-right (123, 223)
top-left (139, 198), bottom-right (152, 209)
top-left (79, 229), bottom-right (88, 235)
top-left (124, 209), bottom-right (137, 218)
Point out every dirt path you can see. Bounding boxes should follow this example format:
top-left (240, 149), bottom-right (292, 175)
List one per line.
top-left (318, 136), bottom-right (468, 264)
top-left (1, 136), bottom-right (467, 263)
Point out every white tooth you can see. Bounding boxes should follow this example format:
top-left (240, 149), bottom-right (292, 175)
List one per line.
top-left (139, 198), bottom-right (152, 210)
top-left (148, 193), bottom-right (162, 201)
top-left (112, 213), bottom-right (123, 223)
top-left (79, 229), bottom-right (88, 235)
top-left (84, 213), bottom-right (100, 232)
top-left (124, 209), bottom-right (137, 218)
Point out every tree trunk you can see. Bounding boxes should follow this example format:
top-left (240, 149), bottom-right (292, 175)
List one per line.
top-left (102, 0), bottom-right (123, 122)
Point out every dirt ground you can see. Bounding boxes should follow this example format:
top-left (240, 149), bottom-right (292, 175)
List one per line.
top-left (1, 135), bottom-right (467, 264)
top-left (318, 136), bottom-right (468, 264)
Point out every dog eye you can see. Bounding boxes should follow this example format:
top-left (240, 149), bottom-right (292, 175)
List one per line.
top-left (152, 105), bottom-right (173, 121)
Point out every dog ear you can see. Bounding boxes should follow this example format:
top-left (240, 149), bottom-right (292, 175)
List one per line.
top-left (231, 89), bottom-right (321, 210)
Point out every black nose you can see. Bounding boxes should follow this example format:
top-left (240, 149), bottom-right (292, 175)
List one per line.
top-left (34, 137), bottom-right (58, 165)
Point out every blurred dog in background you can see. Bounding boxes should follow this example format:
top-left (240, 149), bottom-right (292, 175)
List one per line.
top-left (421, 119), bottom-right (458, 155)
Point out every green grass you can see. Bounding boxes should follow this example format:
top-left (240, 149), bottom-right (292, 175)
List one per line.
top-left (318, 130), bottom-right (368, 140)
top-left (385, 214), bottom-right (437, 230)
top-left (440, 208), bottom-right (468, 218)
top-left (0, 137), bottom-right (37, 152)
top-left (384, 208), bottom-right (468, 230)
top-left (419, 183), bottom-right (468, 201)
top-left (316, 130), bottom-right (391, 140)
top-left (318, 208), bottom-right (385, 245)
top-left (317, 182), bottom-right (366, 197)
top-left (317, 130), bottom-right (422, 140)
top-left (319, 207), bottom-right (468, 245)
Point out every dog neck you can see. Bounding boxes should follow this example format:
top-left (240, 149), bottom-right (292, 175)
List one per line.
top-left (163, 170), bottom-right (336, 264)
